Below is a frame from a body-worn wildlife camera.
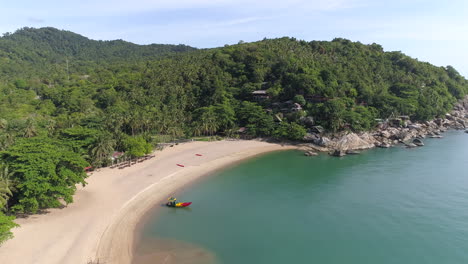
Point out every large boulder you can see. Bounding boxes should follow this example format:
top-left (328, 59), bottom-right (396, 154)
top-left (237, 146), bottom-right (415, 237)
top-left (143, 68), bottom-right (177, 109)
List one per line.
top-left (359, 132), bottom-right (379, 146)
top-left (434, 118), bottom-right (444, 126)
top-left (300, 116), bottom-right (315, 128)
top-left (413, 138), bottom-right (424, 146)
top-left (304, 151), bottom-right (318, 156)
top-left (310, 126), bottom-right (325, 134)
top-left (380, 130), bottom-right (391, 138)
top-left (454, 103), bottom-right (465, 111)
top-left (394, 129), bottom-right (417, 142)
top-left (303, 133), bottom-right (320, 142)
top-left (330, 149), bottom-right (346, 157)
top-left (377, 142), bottom-right (391, 148)
top-left (333, 133), bottom-right (375, 151)
top-left (317, 136), bottom-right (331, 147)
top-left (408, 124), bottom-right (421, 130)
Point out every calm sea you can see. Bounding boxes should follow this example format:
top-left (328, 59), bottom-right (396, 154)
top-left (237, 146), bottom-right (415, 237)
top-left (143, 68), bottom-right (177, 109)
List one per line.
top-left (134, 131), bottom-right (468, 264)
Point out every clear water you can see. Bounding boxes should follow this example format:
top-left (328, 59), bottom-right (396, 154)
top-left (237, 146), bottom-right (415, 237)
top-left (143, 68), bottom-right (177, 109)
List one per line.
top-left (135, 131), bottom-right (468, 264)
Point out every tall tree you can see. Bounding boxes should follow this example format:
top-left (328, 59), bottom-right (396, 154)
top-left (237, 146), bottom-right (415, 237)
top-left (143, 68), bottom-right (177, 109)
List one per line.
top-left (1, 137), bottom-right (88, 213)
top-left (0, 164), bottom-right (15, 210)
top-left (23, 118), bottom-right (38, 138)
top-left (89, 134), bottom-right (116, 168)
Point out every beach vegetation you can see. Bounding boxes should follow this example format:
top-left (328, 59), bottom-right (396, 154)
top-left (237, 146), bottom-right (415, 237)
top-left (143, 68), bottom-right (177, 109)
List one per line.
top-left (1, 137), bottom-right (88, 213)
top-left (0, 27), bottom-right (467, 240)
top-left (0, 212), bottom-right (18, 244)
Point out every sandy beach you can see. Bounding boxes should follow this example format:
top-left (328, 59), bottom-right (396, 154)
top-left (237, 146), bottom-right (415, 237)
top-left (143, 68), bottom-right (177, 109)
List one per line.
top-left (0, 140), bottom-right (295, 264)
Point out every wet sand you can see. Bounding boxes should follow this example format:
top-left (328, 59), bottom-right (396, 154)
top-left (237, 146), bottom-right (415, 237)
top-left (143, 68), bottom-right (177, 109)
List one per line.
top-left (132, 237), bottom-right (218, 264)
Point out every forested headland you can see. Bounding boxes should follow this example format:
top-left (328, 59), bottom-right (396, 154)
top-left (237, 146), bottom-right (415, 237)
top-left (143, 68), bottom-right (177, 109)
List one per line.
top-left (1, 27), bottom-right (467, 243)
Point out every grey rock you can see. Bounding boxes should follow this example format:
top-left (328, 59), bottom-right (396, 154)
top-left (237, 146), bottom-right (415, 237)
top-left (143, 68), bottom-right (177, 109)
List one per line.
top-left (377, 142), bottom-right (391, 148)
top-left (380, 130), bottom-right (391, 138)
top-left (413, 138), bottom-right (424, 146)
top-left (304, 151), bottom-right (318, 156)
top-left (311, 126), bottom-right (325, 134)
top-left (330, 149), bottom-right (346, 157)
top-left (303, 133), bottom-right (319, 142)
top-left (317, 136), bottom-right (331, 147)
top-left (300, 116), bottom-right (315, 128)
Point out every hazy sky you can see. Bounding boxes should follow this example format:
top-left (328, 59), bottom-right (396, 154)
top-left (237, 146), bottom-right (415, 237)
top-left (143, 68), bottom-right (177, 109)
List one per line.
top-left (1, 0), bottom-right (467, 77)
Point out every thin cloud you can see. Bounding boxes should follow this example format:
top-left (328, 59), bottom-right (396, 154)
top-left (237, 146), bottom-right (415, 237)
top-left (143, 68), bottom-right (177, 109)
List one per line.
top-left (3, 0), bottom-right (365, 17)
top-left (27, 17), bottom-right (45, 23)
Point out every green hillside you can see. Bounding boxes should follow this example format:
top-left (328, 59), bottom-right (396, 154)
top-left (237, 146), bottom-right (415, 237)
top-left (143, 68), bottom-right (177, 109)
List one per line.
top-left (1, 28), bottom-right (467, 240)
top-left (0, 27), bottom-right (195, 79)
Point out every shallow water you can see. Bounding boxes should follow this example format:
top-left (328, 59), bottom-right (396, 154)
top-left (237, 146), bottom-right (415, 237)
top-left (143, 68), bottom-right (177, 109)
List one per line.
top-left (135, 131), bottom-right (468, 264)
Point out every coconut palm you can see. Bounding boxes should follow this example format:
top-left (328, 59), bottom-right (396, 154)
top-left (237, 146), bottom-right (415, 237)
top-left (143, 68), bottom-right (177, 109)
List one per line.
top-left (46, 119), bottom-right (56, 136)
top-left (167, 126), bottom-right (183, 142)
top-left (0, 164), bottom-right (15, 211)
top-left (0, 119), bottom-right (7, 131)
top-left (89, 135), bottom-right (116, 168)
top-left (23, 118), bottom-right (38, 138)
top-left (0, 133), bottom-right (15, 151)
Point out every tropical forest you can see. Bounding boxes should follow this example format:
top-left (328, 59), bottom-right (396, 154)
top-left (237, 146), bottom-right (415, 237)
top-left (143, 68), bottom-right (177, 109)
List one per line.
top-left (0, 27), bottom-right (467, 243)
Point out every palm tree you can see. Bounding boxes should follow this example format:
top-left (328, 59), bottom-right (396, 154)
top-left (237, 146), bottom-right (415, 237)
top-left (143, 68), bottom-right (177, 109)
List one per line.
top-left (0, 119), bottom-right (7, 131)
top-left (0, 164), bottom-right (15, 211)
top-left (23, 118), bottom-right (37, 138)
top-left (89, 135), bottom-right (116, 168)
top-left (0, 133), bottom-right (15, 151)
top-left (167, 126), bottom-right (184, 142)
top-left (46, 119), bottom-right (56, 136)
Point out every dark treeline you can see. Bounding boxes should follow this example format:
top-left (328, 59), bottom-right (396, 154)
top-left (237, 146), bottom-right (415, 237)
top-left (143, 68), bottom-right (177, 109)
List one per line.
top-left (1, 28), bottom-right (467, 242)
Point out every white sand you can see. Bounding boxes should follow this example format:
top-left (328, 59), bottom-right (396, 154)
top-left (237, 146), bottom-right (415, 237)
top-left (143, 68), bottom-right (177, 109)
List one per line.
top-left (0, 140), bottom-right (295, 264)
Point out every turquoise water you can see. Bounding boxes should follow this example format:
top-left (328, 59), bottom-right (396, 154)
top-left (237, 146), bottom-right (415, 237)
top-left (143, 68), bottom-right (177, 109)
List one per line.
top-left (135, 131), bottom-right (468, 264)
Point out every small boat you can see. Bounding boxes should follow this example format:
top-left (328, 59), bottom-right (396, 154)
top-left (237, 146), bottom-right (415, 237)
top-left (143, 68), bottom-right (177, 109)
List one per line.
top-left (176, 164), bottom-right (185, 167)
top-left (166, 202), bottom-right (192, 207)
top-left (195, 154), bottom-right (203, 156)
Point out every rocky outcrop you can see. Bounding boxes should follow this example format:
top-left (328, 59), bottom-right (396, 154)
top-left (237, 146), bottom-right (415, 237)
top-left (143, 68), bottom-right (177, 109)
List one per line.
top-left (301, 96), bottom-right (468, 157)
top-left (304, 150), bottom-right (318, 156)
top-left (330, 149), bottom-right (346, 157)
top-left (330, 133), bottom-right (376, 151)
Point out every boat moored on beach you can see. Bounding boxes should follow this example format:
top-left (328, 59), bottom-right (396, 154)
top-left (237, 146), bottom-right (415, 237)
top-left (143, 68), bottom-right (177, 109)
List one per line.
top-left (166, 197), bottom-right (192, 207)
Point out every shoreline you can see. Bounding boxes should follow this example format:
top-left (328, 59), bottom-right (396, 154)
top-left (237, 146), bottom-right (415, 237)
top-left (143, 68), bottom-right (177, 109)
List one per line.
top-left (95, 143), bottom-right (297, 264)
top-left (0, 140), bottom-right (296, 264)
top-left (131, 147), bottom-right (287, 261)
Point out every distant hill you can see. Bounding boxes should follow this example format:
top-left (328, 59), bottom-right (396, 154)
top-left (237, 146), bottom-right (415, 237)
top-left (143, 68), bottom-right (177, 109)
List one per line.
top-left (0, 27), bottom-right (196, 79)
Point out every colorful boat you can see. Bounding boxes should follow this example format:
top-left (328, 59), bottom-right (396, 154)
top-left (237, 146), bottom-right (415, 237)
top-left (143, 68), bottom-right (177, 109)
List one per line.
top-left (166, 201), bottom-right (192, 207)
